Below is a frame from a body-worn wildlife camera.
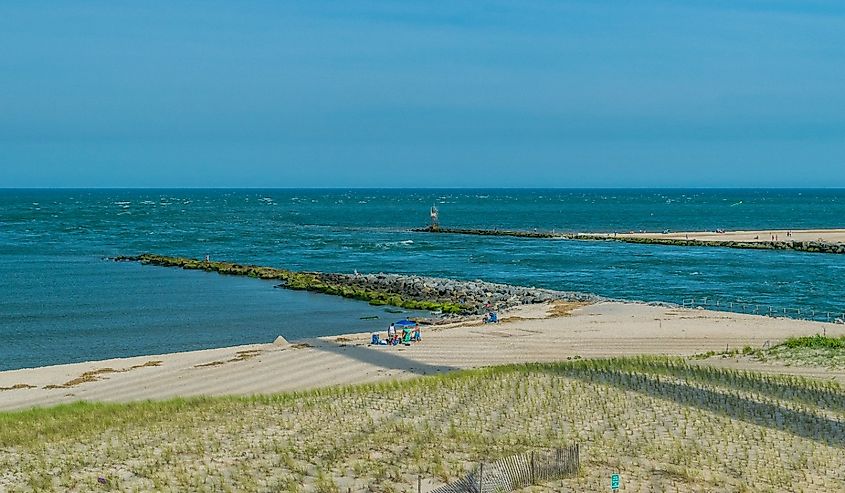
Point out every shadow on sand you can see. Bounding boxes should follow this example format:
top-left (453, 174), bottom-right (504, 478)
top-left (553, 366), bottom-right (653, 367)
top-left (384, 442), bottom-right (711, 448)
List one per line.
top-left (308, 339), bottom-right (460, 377)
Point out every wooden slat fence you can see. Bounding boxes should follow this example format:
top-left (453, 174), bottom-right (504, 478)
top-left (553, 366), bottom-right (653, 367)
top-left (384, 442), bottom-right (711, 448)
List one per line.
top-left (430, 445), bottom-right (580, 493)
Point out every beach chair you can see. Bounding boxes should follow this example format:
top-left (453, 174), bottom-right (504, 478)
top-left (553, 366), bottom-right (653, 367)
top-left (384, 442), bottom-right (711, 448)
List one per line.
top-left (402, 327), bottom-right (412, 344)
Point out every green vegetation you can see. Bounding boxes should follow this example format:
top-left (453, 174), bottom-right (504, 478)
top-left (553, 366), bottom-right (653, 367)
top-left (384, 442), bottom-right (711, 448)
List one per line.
top-left (3, 357), bottom-right (845, 491)
top-left (697, 335), bottom-right (845, 369)
top-left (118, 254), bottom-right (467, 315)
top-left (781, 334), bottom-right (845, 350)
top-left (757, 335), bottom-right (845, 369)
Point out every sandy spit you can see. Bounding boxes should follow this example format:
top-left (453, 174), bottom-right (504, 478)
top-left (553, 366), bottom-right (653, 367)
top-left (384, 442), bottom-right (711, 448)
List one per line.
top-left (1, 301), bottom-right (843, 412)
top-left (590, 228), bottom-right (845, 243)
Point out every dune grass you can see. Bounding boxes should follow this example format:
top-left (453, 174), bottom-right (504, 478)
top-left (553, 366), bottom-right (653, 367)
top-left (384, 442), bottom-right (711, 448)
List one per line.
top-left (2, 358), bottom-right (845, 492)
top-left (781, 335), bottom-right (845, 350)
top-left (721, 335), bottom-right (845, 369)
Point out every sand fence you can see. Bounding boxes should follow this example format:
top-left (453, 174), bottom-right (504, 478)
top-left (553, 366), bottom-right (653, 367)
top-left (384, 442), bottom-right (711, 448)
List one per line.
top-left (681, 297), bottom-right (845, 324)
top-left (430, 445), bottom-right (580, 493)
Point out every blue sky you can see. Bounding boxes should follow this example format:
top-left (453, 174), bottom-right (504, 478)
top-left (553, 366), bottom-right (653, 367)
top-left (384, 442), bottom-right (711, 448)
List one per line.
top-left (1, 1), bottom-right (844, 187)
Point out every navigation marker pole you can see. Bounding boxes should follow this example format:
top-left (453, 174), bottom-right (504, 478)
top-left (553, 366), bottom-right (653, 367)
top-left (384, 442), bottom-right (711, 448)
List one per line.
top-left (430, 205), bottom-right (439, 231)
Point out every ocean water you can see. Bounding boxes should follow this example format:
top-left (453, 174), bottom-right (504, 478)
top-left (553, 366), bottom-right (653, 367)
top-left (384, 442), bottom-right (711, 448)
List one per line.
top-left (2, 189), bottom-right (845, 370)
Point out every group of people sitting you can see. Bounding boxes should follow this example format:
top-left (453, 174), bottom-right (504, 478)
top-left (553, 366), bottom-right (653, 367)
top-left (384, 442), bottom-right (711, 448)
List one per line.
top-left (370, 321), bottom-right (421, 346)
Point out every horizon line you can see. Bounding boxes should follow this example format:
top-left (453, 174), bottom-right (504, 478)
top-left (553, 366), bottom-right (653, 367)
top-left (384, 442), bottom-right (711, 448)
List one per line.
top-left (3, 186), bottom-right (845, 191)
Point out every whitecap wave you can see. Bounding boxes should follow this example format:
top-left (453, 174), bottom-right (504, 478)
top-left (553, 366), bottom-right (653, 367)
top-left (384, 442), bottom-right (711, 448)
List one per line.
top-left (374, 239), bottom-right (415, 249)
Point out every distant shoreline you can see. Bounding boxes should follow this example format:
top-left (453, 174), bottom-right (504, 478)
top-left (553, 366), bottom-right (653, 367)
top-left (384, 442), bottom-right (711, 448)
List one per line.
top-left (414, 226), bottom-right (845, 254)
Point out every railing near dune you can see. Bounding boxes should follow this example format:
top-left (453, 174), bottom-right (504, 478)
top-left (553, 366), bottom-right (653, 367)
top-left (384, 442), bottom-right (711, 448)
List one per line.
top-left (429, 445), bottom-right (580, 493)
top-left (681, 297), bottom-right (845, 325)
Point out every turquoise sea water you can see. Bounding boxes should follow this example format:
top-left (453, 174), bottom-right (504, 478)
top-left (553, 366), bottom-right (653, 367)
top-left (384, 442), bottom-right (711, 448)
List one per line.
top-left (2, 189), bottom-right (845, 370)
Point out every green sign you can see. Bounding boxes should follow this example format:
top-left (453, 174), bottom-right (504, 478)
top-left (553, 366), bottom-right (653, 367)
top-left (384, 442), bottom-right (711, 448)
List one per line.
top-left (611, 473), bottom-right (620, 490)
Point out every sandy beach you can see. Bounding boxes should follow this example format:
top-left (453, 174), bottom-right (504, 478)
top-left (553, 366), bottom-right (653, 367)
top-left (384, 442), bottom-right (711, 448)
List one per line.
top-left (592, 228), bottom-right (845, 243)
top-left (2, 301), bottom-right (842, 412)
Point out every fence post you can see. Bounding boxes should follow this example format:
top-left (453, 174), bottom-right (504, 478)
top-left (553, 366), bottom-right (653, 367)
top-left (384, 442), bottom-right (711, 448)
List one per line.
top-left (530, 450), bottom-right (535, 485)
top-left (576, 443), bottom-right (580, 471)
top-left (418, 475), bottom-right (421, 493)
top-left (478, 462), bottom-right (483, 493)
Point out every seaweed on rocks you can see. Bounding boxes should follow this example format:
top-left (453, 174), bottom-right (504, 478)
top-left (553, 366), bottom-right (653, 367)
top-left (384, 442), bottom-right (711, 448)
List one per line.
top-left (114, 254), bottom-right (596, 316)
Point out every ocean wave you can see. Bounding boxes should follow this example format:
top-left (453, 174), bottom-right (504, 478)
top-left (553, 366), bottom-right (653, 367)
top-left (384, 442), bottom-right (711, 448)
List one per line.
top-left (373, 239), bottom-right (414, 249)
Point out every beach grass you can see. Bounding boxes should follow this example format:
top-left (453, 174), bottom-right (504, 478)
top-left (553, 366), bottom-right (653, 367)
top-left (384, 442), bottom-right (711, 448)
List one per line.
top-left (2, 357), bottom-right (844, 491)
top-left (751, 335), bottom-right (845, 369)
top-left (697, 335), bottom-right (845, 370)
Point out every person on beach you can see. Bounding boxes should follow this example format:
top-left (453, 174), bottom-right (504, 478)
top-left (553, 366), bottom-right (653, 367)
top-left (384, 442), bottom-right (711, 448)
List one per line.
top-left (387, 323), bottom-right (396, 343)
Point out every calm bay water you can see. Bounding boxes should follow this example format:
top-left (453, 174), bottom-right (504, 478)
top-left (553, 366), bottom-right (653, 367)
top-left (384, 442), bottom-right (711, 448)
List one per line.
top-left (2, 189), bottom-right (845, 370)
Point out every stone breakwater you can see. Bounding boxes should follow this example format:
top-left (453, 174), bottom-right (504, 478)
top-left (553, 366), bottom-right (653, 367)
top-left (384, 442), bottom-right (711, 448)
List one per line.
top-left (114, 254), bottom-right (597, 317)
top-left (411, 226), bottom-right (561, 239)
top-left (413, 227), bottom-right (845, 254)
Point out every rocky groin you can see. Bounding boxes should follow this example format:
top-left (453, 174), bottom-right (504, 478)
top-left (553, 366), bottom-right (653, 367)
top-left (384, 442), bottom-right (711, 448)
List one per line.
top-left (115, 254), bottom-right (596, 316)
top-left (411, 226), bottom-right (563, 239)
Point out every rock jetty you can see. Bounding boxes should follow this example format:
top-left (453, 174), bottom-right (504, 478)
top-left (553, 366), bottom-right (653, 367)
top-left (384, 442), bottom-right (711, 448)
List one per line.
top-left (411, 226), bottom-right (562, 239)
top-left (114, 254), bottom-right (596, 316)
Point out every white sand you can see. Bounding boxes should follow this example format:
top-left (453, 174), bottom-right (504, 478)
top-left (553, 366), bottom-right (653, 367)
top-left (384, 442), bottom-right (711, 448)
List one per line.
top-left (590, 228), bottom-right (845, 243)
top-left (1, 301), bottom-right (843, 412)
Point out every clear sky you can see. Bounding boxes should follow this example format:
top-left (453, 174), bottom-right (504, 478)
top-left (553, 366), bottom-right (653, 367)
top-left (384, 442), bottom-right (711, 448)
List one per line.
top-left (1, 1), bottom-right (844, 188)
